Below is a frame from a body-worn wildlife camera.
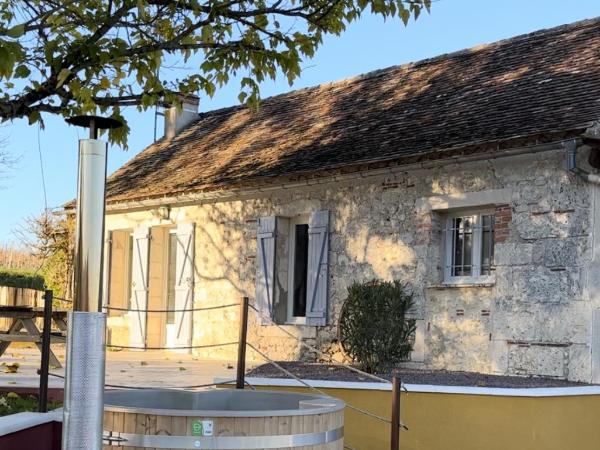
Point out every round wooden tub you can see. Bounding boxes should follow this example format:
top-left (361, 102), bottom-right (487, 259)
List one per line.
top-left (103, 389), bottom-right (344, 449)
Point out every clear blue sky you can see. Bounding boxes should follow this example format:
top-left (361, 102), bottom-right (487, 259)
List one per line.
top-left (2, 0), bottom-right (600, 245)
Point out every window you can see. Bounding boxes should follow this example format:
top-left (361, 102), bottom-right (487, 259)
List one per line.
top-left (444, 211), bottom-right (494, 284)
top-left (287, 217), bottom-right (310, 324)
top-left (165, 231), bottom-right (178, 325)
top-left (256, 211), bottom-right (329, 327)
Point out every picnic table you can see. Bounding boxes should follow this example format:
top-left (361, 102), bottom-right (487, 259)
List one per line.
top-left (0, 305), bottom-right (68, 368)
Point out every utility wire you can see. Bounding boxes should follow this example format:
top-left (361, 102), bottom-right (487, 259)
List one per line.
top-left (36, 123), bottom-right (48, 212)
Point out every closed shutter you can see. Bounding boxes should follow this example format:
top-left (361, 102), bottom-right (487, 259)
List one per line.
top-left (255, 216), bottom-right (276, 325)
top-left (306, 210), bottom-right (330, 326)
top-left (107, 230), bottom-right (128, 316)
top-left (130, 227), bottom-right (150, 348)
top-left (174, 223), bottom-right (195, 348)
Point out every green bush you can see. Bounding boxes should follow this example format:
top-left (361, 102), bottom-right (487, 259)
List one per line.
top-left (338, 280), bottom-right (416, 373)
top-left (0, 392), bottom-right (61, 416)
top-left (0, 268), bottom-right (45, 291)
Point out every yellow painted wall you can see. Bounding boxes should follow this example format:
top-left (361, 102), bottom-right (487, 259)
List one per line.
top-left (247, 385), bottom-right (600, 450)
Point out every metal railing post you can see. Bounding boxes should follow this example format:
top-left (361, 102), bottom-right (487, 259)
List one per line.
top-left (38, 289), bottom-right (53, 413)
top-left (390, 376), bottom-right (401, 450)
top-left (236, 297), bottom-right (249, 389)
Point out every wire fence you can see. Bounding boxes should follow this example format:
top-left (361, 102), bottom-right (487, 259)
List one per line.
top-left (102, 302), bottom-right (240, 313)
top-left (247, 302), bottom-right (399, 386)
top-left (45, 372), bottom-right (251, 391)
top-left (106, 341), bottom-right (238, 351)
top-left (246, 342), bottom-right (407, 430)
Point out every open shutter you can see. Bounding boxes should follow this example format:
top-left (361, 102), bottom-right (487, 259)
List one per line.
top-left (306, 210), bottom-right (330, 326)
top-left (255, 217), bottom-right (276, 325)
top-left (174, 223), bottom-right (195, 348)
top-left (130, 227), bottom-right (150, 348)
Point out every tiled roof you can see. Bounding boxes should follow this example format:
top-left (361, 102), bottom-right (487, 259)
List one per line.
top-left (106, 18), bottom-right (600, 204)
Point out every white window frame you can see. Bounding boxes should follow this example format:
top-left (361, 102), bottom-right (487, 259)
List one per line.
top-left (443, 210), bottom-right (495, 285)
top-left (286, 214), bottom-right (310, 325)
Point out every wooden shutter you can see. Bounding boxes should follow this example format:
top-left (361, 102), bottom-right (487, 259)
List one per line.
top-left (255, 216), bottom-right (276, 325)
top-left (306, 210), bottom-right (330, 326)
top-left (107, 230), bottom-right (129, 316)
top-left (129, 227), bottom-right (150, 348)
top-left (174, 223), bottom-right (195, 348)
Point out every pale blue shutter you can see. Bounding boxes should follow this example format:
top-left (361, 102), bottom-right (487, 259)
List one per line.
top-left (255, 217), bottom-right (276, 325)
top-left (306, 210), bottom-right (330, 326)
top-left (130, 227), bottom-right (150, 347)
top-left (174, 223), bottom-right (195, 348)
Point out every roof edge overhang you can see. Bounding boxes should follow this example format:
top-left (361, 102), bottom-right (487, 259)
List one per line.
top-left (97, 130), bottom-right (585, 215)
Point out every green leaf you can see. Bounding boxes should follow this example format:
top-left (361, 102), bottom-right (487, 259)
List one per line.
top-left (5, 24), bottom-right (24, 39)
top-left (28, 110), bottom-right (41, 125)
top-left (14, 64), bottom-right (30, 78)
top-left (100, 77), bottom-right (110, 89)
top-left (400, 8), bottom-right (410, 25)
top-left (56, 68), bottom-right (71, 87)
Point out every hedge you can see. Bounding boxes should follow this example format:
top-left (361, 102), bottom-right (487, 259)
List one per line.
top-left (0, 268), bottom-right (45, 291)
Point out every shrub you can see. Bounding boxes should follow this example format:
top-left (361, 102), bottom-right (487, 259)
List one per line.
top-left (338, 280), bottom-right (416, 373)
top-left (0, 268), bottom-right (45, 291)
top-left (0, 392), bottom-right (61, 416)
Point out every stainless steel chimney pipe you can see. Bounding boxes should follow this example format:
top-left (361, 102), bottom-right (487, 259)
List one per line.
top-left (72, 139), bottom-right (108, 312)
top-left (62, 138), bottom-right (108, 450)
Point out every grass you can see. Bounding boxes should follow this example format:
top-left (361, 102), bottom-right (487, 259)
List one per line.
top-left (0, 268), bottom-right (45, 291)
top-left (0, 392), bottom-right (61, 416)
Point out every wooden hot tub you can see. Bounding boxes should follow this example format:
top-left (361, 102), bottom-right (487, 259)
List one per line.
top-left (103, 389), bottom-right (344, 449)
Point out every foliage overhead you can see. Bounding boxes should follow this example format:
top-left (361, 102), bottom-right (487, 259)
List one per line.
top-left (0, 0), bottom-right (431, 145)
top-left (338, 279), bottom-right (416, 373)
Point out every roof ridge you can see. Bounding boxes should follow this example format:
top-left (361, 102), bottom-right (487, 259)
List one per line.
top-left (193, 15), bottom-right (600, 120)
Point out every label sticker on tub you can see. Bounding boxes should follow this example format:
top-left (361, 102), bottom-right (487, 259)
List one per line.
top-left (192, 420), bottom-right (213, 436)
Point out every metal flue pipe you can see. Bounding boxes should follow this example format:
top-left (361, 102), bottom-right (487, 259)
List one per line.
top-left (63, 116), bottom-right (121, 450)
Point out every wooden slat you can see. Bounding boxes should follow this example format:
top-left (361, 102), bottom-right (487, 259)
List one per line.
top-left (0, 334), bottom-right (65, 342)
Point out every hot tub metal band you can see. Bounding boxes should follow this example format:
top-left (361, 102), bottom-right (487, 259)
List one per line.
top-left (103, 426), bottom-right (343, 449)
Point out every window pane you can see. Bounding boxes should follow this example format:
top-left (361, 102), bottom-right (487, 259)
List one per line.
top-left (293, 224), bottom-right (309, 317)
top-left (481, 214), bottom-right (494, 275)
top-left (452, 217), bottom-right (473, 276)
top-left (166, 233), bottom-right (178, 324)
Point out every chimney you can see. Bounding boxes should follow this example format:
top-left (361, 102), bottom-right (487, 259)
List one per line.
top-left (164, 94), bottom-right (199, 139)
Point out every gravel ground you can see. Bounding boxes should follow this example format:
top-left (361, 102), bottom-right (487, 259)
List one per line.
top-left (247, 362), bottom-right (591, 388)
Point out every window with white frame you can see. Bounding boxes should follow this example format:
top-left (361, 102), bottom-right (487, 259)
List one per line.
top-left (444, 211), bottom-right (494, 284)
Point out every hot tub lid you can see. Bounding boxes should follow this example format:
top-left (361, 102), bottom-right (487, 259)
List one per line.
top-left (104, 389), bottom-right (345, 417)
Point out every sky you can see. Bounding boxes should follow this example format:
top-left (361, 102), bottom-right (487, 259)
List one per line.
top-left (2, 0), bottom-right (600, 245)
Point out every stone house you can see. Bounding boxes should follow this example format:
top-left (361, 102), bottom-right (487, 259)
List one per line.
top-left (101, 18), bottom-right (600, 382)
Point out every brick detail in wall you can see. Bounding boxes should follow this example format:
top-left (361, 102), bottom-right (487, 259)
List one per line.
top-left (494, 204), bottom-right (512, 243)
top-left (415, 212), bottom-right (432, 245)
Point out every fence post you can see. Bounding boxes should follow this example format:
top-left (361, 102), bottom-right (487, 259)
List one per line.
top-left (38, 289), bottom-right (53, 413)
top-left (236, 297), bottom-right (249, 389)
top-left (390, 376), bottom-right (401, 450)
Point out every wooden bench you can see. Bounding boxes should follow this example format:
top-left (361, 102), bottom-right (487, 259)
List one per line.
top-left (0, 306), bottom-right (68, 368)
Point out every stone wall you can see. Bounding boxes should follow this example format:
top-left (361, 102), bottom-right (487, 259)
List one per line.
top-left (104, 147), bottom-right (599, 381)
